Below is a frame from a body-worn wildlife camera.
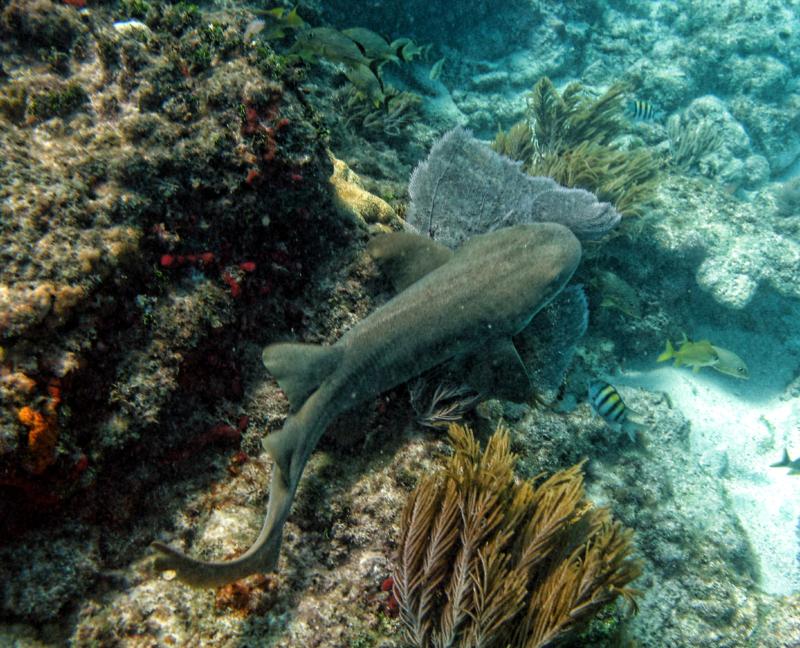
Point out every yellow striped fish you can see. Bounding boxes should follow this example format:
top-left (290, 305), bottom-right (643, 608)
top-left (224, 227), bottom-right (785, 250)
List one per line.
top-left (587, 380), bottom-right (643, 442)
top-left (627, 99), bottom-right (656, 121)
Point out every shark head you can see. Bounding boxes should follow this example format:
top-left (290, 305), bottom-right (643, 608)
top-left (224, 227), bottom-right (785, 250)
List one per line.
top-left (457, 223), bottom-right (581, 334)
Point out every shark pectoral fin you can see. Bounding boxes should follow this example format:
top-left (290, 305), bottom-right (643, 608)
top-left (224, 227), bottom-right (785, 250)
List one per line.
top-left (262, 343), bottom-right (342, 410)
top-left (464, 339), bottom-right (533, 403)
top-left (367, 231), bottom-right (453, 292)
top-left (514, 284), bottom-right (588, 403)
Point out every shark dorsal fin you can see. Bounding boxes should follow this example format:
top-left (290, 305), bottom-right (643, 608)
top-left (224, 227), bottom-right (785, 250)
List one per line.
top-left (367, 231), bottom-right (453, 292)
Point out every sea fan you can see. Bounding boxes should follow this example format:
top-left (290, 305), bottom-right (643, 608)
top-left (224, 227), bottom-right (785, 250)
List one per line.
top-left (406, 127), bottom-right (621, 248)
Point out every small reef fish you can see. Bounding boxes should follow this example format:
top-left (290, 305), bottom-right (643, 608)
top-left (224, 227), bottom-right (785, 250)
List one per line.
top-left (587, 380), bottom-right (642, 442)
top-left (243, 19), bottom-right (265, 42)
top-left (627, 99), bottom-right (657, 121)
top-left (248, 6), bottom-right (306, 41)
top-left (592, 269), bottom-right (641, 318)
top-left (770, 448), bottom-right (800, 475)
top-left (657, 337), bottom-right (718, 373)
top-left (290, 27), bottom-right (370, 67)
top-left (657, 336), bottom-right (749, 378)
top-left (429, 56), bottom-right (446, 81)
top-left (709, 345), bottom-right (749, 379)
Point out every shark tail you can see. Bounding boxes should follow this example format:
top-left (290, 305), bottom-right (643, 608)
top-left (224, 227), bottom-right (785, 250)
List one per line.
top-left (657, 340), bottom-right (674, 363)
top-left (262, 342), bottom-right (342, 410)
top-left (151, 466), bottom-right (290, 587)
top-left (153, 385), bottom-right (337, 588)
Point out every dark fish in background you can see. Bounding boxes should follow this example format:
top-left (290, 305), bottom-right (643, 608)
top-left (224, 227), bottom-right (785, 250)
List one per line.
top-left (770, 448), bottom-right (800, 475)
top-left (290, 27), bottom-right (371, 67)
top-left (627, 99), bottom-right (657, 121)
top-left (344, 62), bottom-right (385, 106)
top-left (587, 380), bottom-right (643, 442)
top-left (390, 37), bottom-right (428, 62)
top-left (342, 27), bottom-right (399, 66)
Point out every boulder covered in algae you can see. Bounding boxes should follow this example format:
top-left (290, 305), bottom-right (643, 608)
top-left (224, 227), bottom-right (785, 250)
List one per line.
top-left (0, 0), bottom-right (357, 617)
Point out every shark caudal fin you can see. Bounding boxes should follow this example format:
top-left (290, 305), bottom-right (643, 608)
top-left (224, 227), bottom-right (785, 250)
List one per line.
top-left (262, 343), bottom-right (342, 411)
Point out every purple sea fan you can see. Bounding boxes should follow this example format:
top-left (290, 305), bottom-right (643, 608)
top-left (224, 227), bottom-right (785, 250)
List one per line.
top-left (407, 127), bottom-right (620, 248)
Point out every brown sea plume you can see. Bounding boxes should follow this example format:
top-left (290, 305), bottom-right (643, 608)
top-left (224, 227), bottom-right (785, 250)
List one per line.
top-left (393, 423), bottom-right (642, 648)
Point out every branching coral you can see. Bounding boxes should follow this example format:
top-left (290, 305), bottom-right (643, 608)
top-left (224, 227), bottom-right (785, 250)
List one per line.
top-left (529, 78), bottom-right (627, 153)
top-left (393, 423), bottom-right (642, 648)
top-left (666, 112), bottom-right (724, 173)
top-left (491, 120), bottom-right (534, 165)
top-left (522, 77), bottom-right (660, 217)
top-left (407, 376), bottom-right (480, 429)
top-left (343, 86), bottom-right (422, 138)
top-left (534, 141), bottom-right (660, 218)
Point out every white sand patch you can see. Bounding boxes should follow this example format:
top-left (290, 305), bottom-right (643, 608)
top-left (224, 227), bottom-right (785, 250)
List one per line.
top-left (613, 363), bottom-right (800, 595)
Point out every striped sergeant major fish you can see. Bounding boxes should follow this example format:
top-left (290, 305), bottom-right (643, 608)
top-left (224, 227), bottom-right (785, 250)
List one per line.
top-left (627, 99), bottom-right (657, 122)
top-left (587, 380), bottom-right (643, 442)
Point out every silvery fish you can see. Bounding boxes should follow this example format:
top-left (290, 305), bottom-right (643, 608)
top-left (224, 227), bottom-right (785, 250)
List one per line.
top-left (587, 380), bottom-right (643, 442)
top-left (709, 345), bottom-right (749, 379)
top-left (243, 19), bottom-right (265, 43)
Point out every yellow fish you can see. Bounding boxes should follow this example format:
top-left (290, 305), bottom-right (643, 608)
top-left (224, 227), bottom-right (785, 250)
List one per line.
top-left (657, 336), bottom-right (718, 373)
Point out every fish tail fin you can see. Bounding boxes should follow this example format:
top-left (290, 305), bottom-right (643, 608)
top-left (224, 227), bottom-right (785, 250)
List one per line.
top-left (262, 342), bottom-right (342, 410)
top-left (770, 448), bottom-right (792, 468)
top-left (657, 340), bottom-right (674, 363)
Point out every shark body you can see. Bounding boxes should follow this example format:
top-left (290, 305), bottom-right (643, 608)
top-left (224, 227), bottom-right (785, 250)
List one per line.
top-left (153, 223), bottom-right (581, 586)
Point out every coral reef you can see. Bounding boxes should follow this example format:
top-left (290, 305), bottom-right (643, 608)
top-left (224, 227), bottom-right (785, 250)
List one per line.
top-left (0, 0), bottom-right (354, 600)
top-left (329, 156), bottom-right (399, 227)
top-left (393, 423), bottom-right (641, 647)
top-left (1, 1), bottom-right (800, 646)
top-left (525, 78), bottom-right (660, 217)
